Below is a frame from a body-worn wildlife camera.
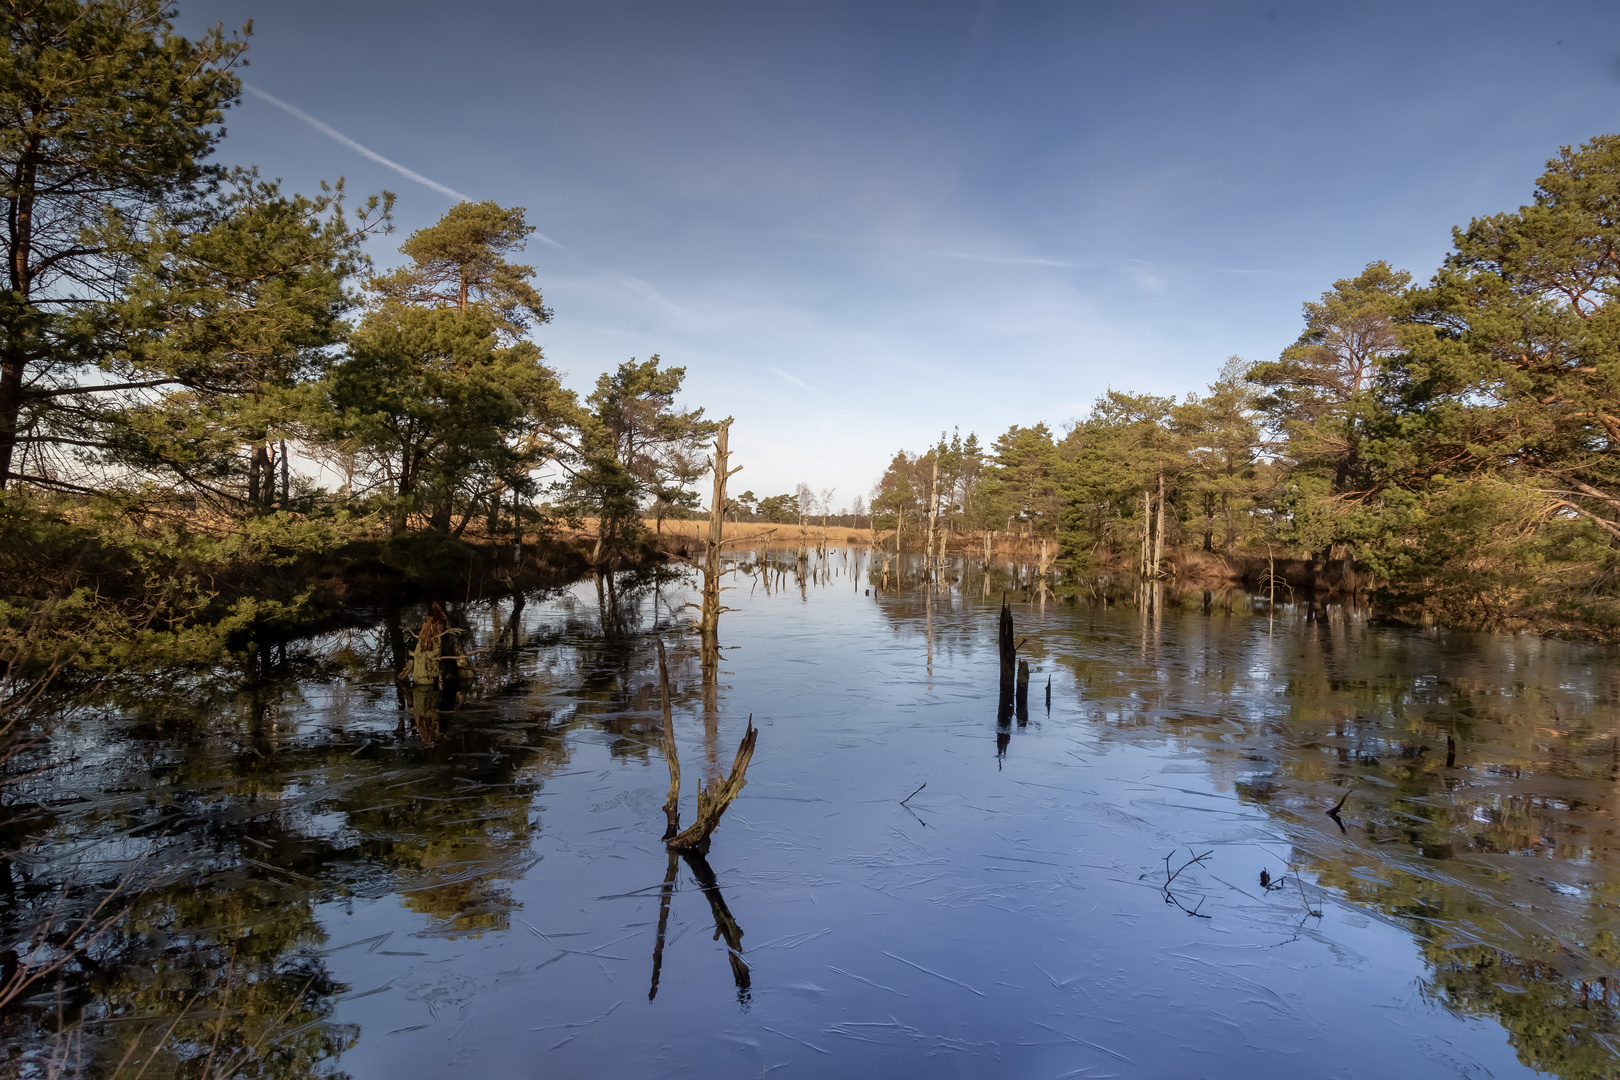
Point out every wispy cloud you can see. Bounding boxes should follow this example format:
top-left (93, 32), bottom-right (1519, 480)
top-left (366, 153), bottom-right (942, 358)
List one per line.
top-left (939, 250), bottom-right (1078, 268)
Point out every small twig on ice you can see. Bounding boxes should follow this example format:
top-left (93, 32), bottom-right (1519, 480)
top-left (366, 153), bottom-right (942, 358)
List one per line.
top-left (1158, 848), bottom-right (1215, 919)
top-left (900, 782), bottom-right (926, 807)
top-left (1295, 873), bottom-right (1323, 919)
top-left (1163, 848), bottom-right (1212, 889)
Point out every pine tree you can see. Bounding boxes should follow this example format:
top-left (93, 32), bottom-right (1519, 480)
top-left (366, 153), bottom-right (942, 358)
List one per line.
top-left (0, 0), bottom-right (248, 488)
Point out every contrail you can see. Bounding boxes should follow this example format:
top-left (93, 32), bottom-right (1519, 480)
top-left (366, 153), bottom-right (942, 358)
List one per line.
top-left (243, 83), bottom-right (472, 202)
top-left (243, 84), bottom-right (567, 249)
top-left (770, 367), bottom-right (822, 395)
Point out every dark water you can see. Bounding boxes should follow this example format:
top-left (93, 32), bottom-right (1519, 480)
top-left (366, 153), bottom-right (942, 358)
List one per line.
top-left (5, 549), bottom-right (1620, 1078)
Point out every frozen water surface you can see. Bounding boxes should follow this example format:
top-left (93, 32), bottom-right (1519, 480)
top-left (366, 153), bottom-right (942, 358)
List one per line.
top-left (5, 549), bottom-right (1619, 1078)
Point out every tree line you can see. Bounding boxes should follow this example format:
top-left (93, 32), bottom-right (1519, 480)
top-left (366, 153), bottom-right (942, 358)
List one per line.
top-left (871, 135), bottom-right (1620, 633)
top-left (0, 0), bottom-right (723, 667)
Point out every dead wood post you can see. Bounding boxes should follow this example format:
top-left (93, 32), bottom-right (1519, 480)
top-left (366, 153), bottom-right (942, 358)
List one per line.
top-left (701, 419), bottom-right (742, 681)
top-left (658, 639), bottom-right (681, 841)
top-left (666, 715), bottom-right (758, 853)
top-left (1152, 466), bottom-right (1165, 580)
top-left (924, 459), bottom-right (938, 582)
top-left (998, 598), bottom-right (1016, 705)
top-left (1015, 659), bottom-right (1030, 724)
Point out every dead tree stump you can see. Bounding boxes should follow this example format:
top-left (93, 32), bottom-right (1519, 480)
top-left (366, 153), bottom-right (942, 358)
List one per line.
top-left (666, 716), bottom-right (757, 854)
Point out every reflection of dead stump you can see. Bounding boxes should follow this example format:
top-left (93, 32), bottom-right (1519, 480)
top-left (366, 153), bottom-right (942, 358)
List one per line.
top-left (656, 637), bottom-right (758, 854)
top-left (657, 641), bottom-right (681, 841)
top-left (683, 848), bottom-right (750, 1001)
top-left (647, 849), bottom-right (750, 1005)
top-left (648, 850), bottom-right (679, 1000)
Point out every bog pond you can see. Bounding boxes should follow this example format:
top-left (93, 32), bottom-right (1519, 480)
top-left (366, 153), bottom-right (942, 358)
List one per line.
top-left (5, 548), bottom-right (1620, 1078)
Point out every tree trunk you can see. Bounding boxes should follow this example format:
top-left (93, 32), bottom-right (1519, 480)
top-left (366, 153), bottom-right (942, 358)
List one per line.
top-left (997, 598), bottom-right (1017, 724)
top-left (430, 495), bottom-right (453, 533)
top-left (700, 419), bottom-right (738, 681)
top-left (0, 152), bottom-right (38, 489)
top-left (1151, 468), bottom-right (1165, 579)
top-left (1140, 489), bottom-right (1151, 578)
top-left (280, 438), bottom-right (290, 508)
top-left (247, 442), bottom-right (265, 506)
top-left (925, 459), bottom-right (938, 582)
top-left (393, 468), bottom-right (414, 535)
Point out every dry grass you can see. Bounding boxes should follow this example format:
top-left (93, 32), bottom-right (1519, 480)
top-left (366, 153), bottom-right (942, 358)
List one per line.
top-left (640, 520), bottom-right (876, 545)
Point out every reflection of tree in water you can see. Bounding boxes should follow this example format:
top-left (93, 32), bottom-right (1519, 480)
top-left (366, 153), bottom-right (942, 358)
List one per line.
top-left (34, 879), bottom-right (357, 1080)
top-left (0, 583), bottom-right (715, 1075)
top-left (1048, 597), bottom-right (1620, 1080)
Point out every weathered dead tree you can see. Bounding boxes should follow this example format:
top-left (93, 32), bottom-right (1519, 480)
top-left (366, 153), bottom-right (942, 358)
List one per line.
top-left (997, 597), bottom-right (1017, 726)
top-left (1152, 466), bottom-right (1165, 579)
top-left (924, 459), bottom-right (938, 582)
top-left (666, 714), bottom-right (758, 853)
top-left (700, 419), bottom-right (742, 681)
top-left (656, 635), bottom-right (758, 852)
top-left (998, 598), bottom-right (1016, 700)
top-left (1016, 658), bottom-right (1030, 712)
top-left (1140, 488), bottom-right (1151, 579)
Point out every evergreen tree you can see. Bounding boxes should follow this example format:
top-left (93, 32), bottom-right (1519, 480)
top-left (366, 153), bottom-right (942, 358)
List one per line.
top-left (567, 356), bottom-right (714, 564)
top-left (322, 202), bottom-right (571, 534)
top-left (368, 200), bottom-right (549, 333)
top-left (1172, 358), bottom-right (1264, 556)
top-left (1058, 393), bottom-right (1175, 570)
top-left (0, 0), bottom-right (249, 488)
top-left (101, 173), bottom-right (391, 508)
top-left (1250, 261), bottom-right (1409, 487)
top-left (983, 422), bottom-right (1063, 535)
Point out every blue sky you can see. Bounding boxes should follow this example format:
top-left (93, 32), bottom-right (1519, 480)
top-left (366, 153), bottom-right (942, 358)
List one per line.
top-left (185, 0), bottom-right (1620, 508)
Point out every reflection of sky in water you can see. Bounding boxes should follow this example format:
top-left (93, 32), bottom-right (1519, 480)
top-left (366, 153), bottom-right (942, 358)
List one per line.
top-left (314, 553), bottom-right (1609, 1077)
top-left (14, 548), bottom-right (1620, 1077)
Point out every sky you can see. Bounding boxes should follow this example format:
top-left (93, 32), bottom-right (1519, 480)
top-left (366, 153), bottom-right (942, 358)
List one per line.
top-left (183, 0), bottom-right (1620, 510)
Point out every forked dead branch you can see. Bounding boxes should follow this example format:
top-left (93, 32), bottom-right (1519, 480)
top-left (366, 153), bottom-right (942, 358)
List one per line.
top-left (655, 638), bottom-right (758, 853)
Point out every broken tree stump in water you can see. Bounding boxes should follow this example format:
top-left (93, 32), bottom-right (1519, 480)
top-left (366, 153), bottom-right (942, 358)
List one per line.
top-left (999, 598), bottom-right (1016, 699)
top-left (666, 715), bottom-right (758, 854)
top-left (1016, 659), bottom-right (1030, 724)
top-left (656, 632), bottom-right (758, 854)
